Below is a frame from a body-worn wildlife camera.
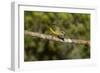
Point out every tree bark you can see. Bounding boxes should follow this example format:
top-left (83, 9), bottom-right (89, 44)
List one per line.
top-left (24, 30), bottom-right (90, 45)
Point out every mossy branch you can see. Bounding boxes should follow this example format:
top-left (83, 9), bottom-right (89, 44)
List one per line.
top-left (24, 30), bottom-right (90, 45)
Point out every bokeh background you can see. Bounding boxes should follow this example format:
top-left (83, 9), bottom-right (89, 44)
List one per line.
top-left (24, 11), bottom-right (90, 61)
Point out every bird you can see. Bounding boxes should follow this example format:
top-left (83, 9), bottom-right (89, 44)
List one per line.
top-left (48, 26), bottom-right (65, 41)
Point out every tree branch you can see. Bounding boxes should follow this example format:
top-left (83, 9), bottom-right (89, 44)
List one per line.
top-left (24, 30), bottom-right (90, 45)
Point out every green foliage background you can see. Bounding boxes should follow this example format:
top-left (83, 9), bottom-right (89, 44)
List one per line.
top-left (24, 11), bottom-right (90, 61)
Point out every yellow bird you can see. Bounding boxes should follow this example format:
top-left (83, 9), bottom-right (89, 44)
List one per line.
top-left (48, 26), bottom-right (65, 41)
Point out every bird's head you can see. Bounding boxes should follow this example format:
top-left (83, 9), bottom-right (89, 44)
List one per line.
top-left (61, 31), bottom-right (65, 36)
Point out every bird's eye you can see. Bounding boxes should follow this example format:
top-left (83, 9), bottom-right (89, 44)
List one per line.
top-left (61, 31), bottom-right (64, 33)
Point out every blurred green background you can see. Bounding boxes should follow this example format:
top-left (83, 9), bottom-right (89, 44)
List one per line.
top-left (24, 11), bottom-right (90, 61)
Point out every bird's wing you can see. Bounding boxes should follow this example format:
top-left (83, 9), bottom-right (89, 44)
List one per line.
top-left (49, 27), bottom-right (61, 35)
